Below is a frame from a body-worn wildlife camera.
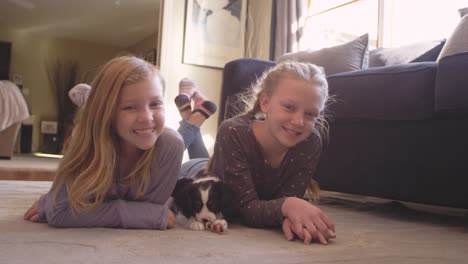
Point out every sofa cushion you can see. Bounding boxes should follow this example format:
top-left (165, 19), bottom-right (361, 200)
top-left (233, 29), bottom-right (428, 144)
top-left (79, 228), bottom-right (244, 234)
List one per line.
top-left (278, 34), bottom-right (369, 75)
top-left (437, 14), bottom-right (468, 60)
top-left (435, 51), bottom-right (468, 113)
top-left (327, 62), bottom-right (438, 121)
top-left (369, 40), bottom-right (445, 67)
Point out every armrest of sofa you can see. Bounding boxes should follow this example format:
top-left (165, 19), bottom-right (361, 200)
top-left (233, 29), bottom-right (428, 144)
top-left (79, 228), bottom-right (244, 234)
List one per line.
top-left (435, 51), bottom-right (468, 114)
top-left (327, 62), bottom-right (438, 122)
top-left (219, 58), bottom-right (276, 126)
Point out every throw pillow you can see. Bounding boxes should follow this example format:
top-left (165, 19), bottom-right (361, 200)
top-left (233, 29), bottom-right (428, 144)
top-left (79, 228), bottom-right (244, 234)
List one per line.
top-left (437, 14), bottom-right (468, 60)
top-left (411, 40), bottom-right (446, 62)
top-left (369, 40), bottom-right (445, 67)
top-left (278, 33), bottom-right (369, 75)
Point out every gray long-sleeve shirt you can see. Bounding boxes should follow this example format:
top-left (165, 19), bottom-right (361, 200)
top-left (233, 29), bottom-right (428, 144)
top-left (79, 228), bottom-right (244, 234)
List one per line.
top-left (38, 127), bottom-right (184, 230)
top-left (211, 115), bottom-right (322, 228)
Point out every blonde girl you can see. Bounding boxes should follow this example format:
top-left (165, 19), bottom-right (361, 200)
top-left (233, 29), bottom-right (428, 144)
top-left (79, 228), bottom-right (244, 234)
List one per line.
top-left (210, 61), bottom-right (336, 244)
top-left (24, 56), bottom-right (184, 229)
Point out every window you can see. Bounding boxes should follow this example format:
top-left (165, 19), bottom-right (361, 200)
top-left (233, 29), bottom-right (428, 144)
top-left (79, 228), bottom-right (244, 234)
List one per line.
top-left (383, 0), bottom-right (468, 47)
top-left (301, 0), bottom-right (468, 50)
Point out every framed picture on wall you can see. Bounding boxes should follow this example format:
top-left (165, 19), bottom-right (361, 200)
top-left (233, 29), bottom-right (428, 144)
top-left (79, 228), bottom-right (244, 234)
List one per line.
top-left (183, 0), bottom-right (247, 68)
top-left (144, 48), bottom-right (157, 65)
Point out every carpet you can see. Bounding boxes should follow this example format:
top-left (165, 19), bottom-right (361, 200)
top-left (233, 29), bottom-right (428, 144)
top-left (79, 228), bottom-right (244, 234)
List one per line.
top-left (1, 180), bottom-right (467, 264)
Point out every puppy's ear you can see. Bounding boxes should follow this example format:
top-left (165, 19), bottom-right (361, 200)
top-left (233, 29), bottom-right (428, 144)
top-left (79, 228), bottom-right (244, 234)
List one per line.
top-left (172, 178), bottom-right (193, 196)
top-left (172, 178), bottom-right (195, 214)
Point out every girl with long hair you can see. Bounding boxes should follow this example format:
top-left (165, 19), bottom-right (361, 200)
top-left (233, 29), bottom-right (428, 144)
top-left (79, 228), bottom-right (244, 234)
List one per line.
top-left (24, 56), bottom-right (184, 229)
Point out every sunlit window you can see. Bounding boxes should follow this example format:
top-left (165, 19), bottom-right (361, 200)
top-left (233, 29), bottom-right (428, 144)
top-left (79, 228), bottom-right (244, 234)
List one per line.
top-left (302, 0), bottom-right (468, 50)
top-left (301, 0), bottom-right (378, 50)
top-left (385, 0), bottom-right (468, 47)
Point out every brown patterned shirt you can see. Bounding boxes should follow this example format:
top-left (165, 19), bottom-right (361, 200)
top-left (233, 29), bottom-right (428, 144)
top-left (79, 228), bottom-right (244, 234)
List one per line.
top-left (211, 115), bottom-right (322, 228)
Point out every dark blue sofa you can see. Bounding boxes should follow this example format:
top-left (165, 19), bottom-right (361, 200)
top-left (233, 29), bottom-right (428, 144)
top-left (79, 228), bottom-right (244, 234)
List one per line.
top-left (218, 51), bottom-right (468, 209)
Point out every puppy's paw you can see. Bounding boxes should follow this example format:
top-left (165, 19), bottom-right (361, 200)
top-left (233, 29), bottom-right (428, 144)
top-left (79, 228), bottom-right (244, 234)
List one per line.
top-left (189, 221), bottom-right (205, 231)
top-left (206, 219), bottom-right (228, 234)
top-left (213, 219), bottom-right (228, 230)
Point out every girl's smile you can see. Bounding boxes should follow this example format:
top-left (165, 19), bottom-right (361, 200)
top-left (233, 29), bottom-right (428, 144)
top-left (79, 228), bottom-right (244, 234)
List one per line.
top-left (133, 128), bottom-right (156, 135)
top-left (282, 126), bottom-right (303, 137)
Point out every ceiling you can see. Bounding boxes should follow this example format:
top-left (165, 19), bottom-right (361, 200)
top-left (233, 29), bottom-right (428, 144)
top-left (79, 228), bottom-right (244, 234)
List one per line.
top-left (0, 0), bottom-right (161, 47)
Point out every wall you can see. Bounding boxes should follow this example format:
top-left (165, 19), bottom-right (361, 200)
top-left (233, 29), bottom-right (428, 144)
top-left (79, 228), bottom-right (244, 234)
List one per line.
top-left (0, 27), bottom-right (13, 43)
top-left (159, 0), bottom-right (272, 155)
top-left (0, 29), bottom-right (124, 151)
top-left (128, 32), bottom-right (158, 60)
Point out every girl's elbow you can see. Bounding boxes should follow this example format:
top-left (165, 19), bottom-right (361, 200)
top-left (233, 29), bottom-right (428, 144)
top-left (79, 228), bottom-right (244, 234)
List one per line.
top-left (45, 207), bottom-right (70, 227)
top-left (46, 213), bottom-right (64, 227)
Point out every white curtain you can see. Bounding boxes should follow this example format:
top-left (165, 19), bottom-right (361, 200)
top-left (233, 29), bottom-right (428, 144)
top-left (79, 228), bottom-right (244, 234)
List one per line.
top-left (274, 0), bottom-right (308, 60)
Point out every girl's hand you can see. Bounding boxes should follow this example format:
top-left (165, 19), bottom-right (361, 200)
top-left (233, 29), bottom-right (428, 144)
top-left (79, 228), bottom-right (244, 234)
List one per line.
top-left (24, 199), bottom-right (40, 222)
top-left (281, 197), bottom-right (336, 245)
top-left (283, 217), bottom-right (315, 244)
top-left (166, 209), bottom-right (176, 229)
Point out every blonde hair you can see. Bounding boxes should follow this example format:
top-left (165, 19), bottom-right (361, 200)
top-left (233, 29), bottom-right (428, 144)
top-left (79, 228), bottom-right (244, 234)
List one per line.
top-left (51, 55), bottom-right (165, 212)
top-left (239, 61), bottom-right (331, 200)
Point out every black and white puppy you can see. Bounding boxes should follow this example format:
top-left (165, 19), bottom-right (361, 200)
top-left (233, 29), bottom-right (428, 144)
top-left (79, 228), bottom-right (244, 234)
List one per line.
top-left (171, 171), bottom-right (237, 232)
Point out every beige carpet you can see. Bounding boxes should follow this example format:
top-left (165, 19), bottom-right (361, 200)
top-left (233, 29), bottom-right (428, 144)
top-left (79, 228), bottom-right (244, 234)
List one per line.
top-left (1, 180), bottom-right (467, 264)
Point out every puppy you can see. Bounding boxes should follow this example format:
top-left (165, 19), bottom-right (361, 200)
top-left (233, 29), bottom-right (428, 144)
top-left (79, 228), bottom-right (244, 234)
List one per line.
top-left (171, 171), bottom-right (237, 233)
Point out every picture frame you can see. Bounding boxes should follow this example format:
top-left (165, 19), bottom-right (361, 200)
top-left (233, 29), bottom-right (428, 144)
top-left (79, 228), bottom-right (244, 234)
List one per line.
top-left (183, 0), bottom-right (247, 68)
top-left (144, 48), bottom-right (156, 65)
